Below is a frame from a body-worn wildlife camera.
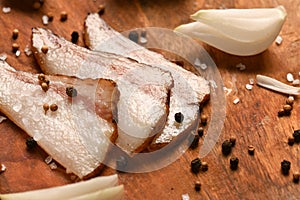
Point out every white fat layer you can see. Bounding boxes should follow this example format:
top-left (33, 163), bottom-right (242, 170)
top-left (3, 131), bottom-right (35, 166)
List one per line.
top-left (0, 61), bottom-right (113, 178)
top-left (84, 14), bottom-right (210, 145)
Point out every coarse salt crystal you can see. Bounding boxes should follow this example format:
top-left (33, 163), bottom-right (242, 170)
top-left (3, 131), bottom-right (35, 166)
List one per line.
top-left (275, 35), bottom-right (283, 45)
top-left (139, 37), bottom-right (148, 44)
top-left (287, 73), bottom-right (294, 82)
top-left (236, 63), bottom-right (246, 71)
top-left (2, 7), bottom-right (11, 14)
top-left (288, 96), bottom-right (294, 101)
top-left (15, 50), bottom-right (21, 57)
top-left (194, 58), bottom-right (201, 68)
top-left (42, 15), bottom-right (49, 25)
top-left (0, 116), bottom-right (7, 123)
top-left (245, 84), bottom-right (253, 90)
top-left (1, 164), bottom-right (6, 173)
top-left (182, 194), bottom-right (190, 200)
top-left (233, 98), bottom-right (240, 105)
top-left (49, 162), bottom-right (58, 170)
top-left (249, 78), bottom-right (255, 85)
top-left (24, 45), bottom-right (32, 56)
top-left (45, 156), bottom-right (53, 164)
top-left (292, 79), bottom-right (300, 85)
top-left (200, 63), bottom-right (208, 70)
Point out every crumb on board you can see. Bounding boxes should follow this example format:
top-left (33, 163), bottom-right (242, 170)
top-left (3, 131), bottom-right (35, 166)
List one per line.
top-left (275, 35), bottom-right (283, 45)
top-left (233, 98), bottom-right (240, 105)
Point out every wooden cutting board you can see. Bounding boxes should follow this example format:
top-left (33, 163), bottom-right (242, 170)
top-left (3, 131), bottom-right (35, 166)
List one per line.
top-left (0, 0), bottom-right (299, 199)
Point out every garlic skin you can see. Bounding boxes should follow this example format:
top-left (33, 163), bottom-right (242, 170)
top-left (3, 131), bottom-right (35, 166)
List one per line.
top-left (174, 6), bottom-right (287, 56)
top-left (256, 75), bottom-right (300, 95)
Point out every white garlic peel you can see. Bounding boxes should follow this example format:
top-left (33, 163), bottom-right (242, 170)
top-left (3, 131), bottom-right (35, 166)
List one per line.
top-left (256, 75), bottom-right (300, 95)
top-left (0, 174), bottom-right (124, 200)
top-left (174, 6), bottom-right (287, 56)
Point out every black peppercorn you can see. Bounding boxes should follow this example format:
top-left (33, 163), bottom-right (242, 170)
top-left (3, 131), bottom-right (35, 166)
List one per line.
top-left (26, 137), bottom-right (37, 150)
top-left (98, 4), bottom-right (105, 15)
top-left (189, 134), bottom-right (200, 149)
top-left (116, 156), bottom-right (127, 172)
top-left (230, 157), bottom-right (239, 170)
top-left (293, 130), bottom-right (300, 143)
top-left (200, 114), bottom-right (208, 126)
top-left (293, 172), bottom-right (300, 183)
top-left (191, 158), bottom-right (201, 174)
top-left (174, 112), bottom-right (184, 123)
top-left (194, 181), bottom-right (201, 191)
top-left (60, 11), bottom-right (68, 22)
top-left (197, 127), bottom-right (204, 137)
top-left (71, 31), bottom-right (79, 44)
top-left (128, 31), bottom-right (139, 43)
top-left (222, 140), bottom-right (232, 156)
top-left (281, 160), bottom-right (291, 175)
top-left (248, 145), bottom-right (255, 156)
top-left (288, 137), bottom-right (295, 146)
top-left (66, 86), bottom-right (78, 97)
top-left (200, 162), bottom-right (208, 172)
top-left (278, 108), bottom-right (285, 117)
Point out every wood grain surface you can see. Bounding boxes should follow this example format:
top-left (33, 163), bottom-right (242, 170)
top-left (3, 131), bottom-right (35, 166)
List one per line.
top-left (0, 0), bottom-right (300, 199)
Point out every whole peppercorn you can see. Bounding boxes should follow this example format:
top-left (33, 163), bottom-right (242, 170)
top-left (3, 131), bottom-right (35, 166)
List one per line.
top-left (189, 134), bottom-right (200, 149)
top-left (248, 145), bottom-right (255, 155)
top-left (26, 137), bottom-right (37, 150)
top-left (12, 43), bottom-right (19, 53)
top-left (283, 104), bottom-right (292, 113)
top-left (174, 112), bottom-right (184, 123)
top-left (50, 104), bottom-right (58, 112)
top-left (38, 74), bottom-right (45, 81)
top-left (12, 29), bottom-right (19, 40)
top-left (288, 137), bottom-right (295, 146)
top-left (128, 31), bottom-right (139, 43)
top-left (286, 96), bottom-right (294, 106)
top-left (66, 86), bottom-right (78, 97)
top-left (278, 108), bottom-right (285, 117)
top-left (71, 31), bottom-right (79, 44)
top-left (222, 140), bottom-right (232, 156)
top-left (293, 130), bottom-right (300, 143)
top-left (60, 11), bottom-right (68, 22)
top-left (41, 82), bottom-right (49, 92)
top-left (293, 172), bottom-right (300, 183)
top-left (194, 181), bottom-right (201, 192)
top-left (191, 158), bottom-right (201, 174)
top-left (200, 162), bottom-right (208, 172)
top-left (98, 4), bottom-right (105, 15)
top-left (200, 114), bottom-right (208, 126)
top-left (281, 160), bottom-right (291, 175)
top-left (41, 45), bottom-right (48, 54)
top-left (43, 103), bottom-right (49, 113)
top-left (47, 12), bottom-right (54, 22)
top-left (230, 157), bottom-right (239, 170)
top-left (197, 127), bottom-right (204, 137)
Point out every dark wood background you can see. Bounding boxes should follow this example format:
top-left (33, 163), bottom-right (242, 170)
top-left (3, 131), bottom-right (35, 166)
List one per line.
top-left (0, 0), bottom-right (299, 199)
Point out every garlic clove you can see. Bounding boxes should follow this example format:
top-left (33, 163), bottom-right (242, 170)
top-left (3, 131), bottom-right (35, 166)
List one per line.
top-left (69, 185), bottom-right (124, 200)
top-left (174, 6), bottom-right (287, 56)
top-left (0, 175), bottom-right (121, 200)
top-left (191, 6), bottom-right (286, 20)
top-left (190, 6), bottom-right (286, 42)
top-left (174, 22), bottom-right (276, 56)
